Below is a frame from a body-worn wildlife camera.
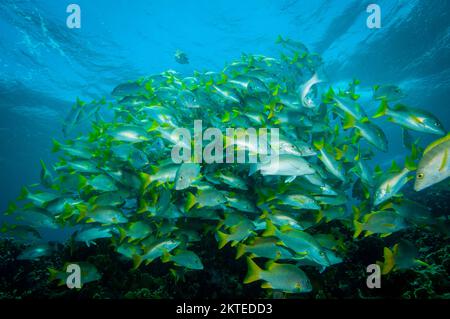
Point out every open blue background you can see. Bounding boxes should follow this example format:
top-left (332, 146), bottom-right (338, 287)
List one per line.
top-left (0, 0), bottom-right (449, 239)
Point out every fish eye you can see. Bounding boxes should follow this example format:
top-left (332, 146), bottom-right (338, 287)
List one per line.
top-left (319, 251), bottom-right (325, 256)
top-left (435, 121), bottom-right (441, 126)
top-left (417, 173), bottom-right (424, 179)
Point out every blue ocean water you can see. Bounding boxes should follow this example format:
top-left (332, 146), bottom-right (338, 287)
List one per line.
top-left (0, 0), bottom-right (449, 243)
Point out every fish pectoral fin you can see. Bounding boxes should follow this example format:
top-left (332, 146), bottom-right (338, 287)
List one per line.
top-left (285, 176), bottom-right (296, 183)
top-left (261, 282), bottom-right (272, 289)
top-left (414, 259), bottom-right (431, 268)
top-left (161, 251), bottom-right (172, 263)
top-left (230, 240), bottom-right (239, 247)
top-left (296, 251), bottom-right (308, 257)
top-left (363, 231), bottom-right (374, 237)
top-left (380, 232), bottom-right (392, 238)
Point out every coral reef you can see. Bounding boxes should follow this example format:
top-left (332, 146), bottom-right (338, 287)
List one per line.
top-left (1, 224), bottom-right (448, 299)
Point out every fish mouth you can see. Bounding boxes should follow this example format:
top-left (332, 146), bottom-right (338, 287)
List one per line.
top-left (425, 125), bottom-right (446, 136)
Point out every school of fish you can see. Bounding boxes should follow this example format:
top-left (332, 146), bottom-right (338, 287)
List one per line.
top-left (2, 36), bottom-right (449, 294)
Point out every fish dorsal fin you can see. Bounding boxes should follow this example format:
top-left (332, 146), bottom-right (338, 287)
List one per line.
top-left (389, 160), bottom-right (401, 173)
top-left (405, 156), bottom-right (417, 171)
top-left (374, 165), bottom-right (382, 177)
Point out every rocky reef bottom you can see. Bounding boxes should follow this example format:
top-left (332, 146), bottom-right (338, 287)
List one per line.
top-left (1, 182), bottom-right (449, 299)
top-left (0, 224), bottom-right (449, 299)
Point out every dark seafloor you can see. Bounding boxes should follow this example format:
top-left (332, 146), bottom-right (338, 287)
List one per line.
top-left (1, 183), bottom-right (448, 299)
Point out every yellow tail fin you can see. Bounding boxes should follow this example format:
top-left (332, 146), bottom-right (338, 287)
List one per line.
top-left (313, 138), bottom-right (325, 151)
top-left (161, 251), bottom-right (172, 263)
top-left (132, 255), bottom-right (143, 270)
top-left (353, 220), bottom-right (364, 239)
top-left (217, 231), bottom-right (229, 249)
top-left (343, 113), bottom-right (356, 130)
top-left (139, 172), bottom-right (153, 190)
top-left (381, 247), bottom-right (395, 275)
top-left (373, 99), bottom-right (388, 118)
top-left (262, 220), bottom-right (277, 237)
top-left (235, 243), bottom-right (247, 259)
top-left (243, 257), bottom-right (262, 284)
top-left (185, 192), bottom-right (197, 212)
top-left (48, 268), bottom-right (59, 282)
